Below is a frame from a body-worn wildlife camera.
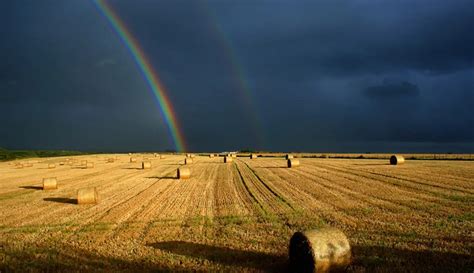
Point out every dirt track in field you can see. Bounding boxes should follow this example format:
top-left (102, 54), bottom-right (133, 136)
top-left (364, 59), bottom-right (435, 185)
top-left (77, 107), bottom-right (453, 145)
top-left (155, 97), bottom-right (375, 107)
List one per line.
top-left (0, 154), bottom-right (472, 272)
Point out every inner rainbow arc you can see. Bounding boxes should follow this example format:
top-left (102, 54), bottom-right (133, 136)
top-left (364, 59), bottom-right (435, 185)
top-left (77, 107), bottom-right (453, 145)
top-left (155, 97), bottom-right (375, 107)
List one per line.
top-left (93, 0), bottom-right (186, 152)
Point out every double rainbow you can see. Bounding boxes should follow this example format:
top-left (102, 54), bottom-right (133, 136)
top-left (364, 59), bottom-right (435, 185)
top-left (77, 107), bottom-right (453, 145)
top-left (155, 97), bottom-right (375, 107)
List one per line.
top-left (93, 0), bottom-right (186, 152)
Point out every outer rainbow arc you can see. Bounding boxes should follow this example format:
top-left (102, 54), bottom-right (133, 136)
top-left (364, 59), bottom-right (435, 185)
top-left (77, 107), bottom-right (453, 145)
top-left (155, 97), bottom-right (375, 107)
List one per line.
top-left (93, 0), bottom-right (186, 152)
top-left (200, 2), bottom-right (266, 148)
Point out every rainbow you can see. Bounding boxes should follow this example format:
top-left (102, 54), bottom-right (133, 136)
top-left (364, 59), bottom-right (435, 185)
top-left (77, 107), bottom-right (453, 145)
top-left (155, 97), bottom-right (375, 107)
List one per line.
top-left (201, 4), bottom-right (266, 148)
top-left (93, 0), bottom-right (186, 152)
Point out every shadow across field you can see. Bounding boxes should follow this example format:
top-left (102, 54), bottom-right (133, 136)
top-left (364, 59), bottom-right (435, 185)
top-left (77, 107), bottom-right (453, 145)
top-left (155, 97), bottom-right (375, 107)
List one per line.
top-left (149, 241), bottom-right (287, 272)
top-left (43, 197), bottom-right (77, 205)
top-left (19, 186), bottom-right (43, 190)
top-left (2, 243), bottom-right (181, 272)
top-left (350, 245), bottom-right (473, 273)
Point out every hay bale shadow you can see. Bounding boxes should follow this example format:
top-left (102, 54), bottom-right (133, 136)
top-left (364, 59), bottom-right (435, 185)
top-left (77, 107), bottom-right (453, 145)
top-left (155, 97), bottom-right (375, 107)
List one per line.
top-left (43, 197), bottom-right (77, 205)
top-left (352, 163), bottom-right (391, 166)
top-left (148, 241), bottom-right (287, 272)
top-left (20, 186), bottom-right (43, 190)
top-left (145, 176), bottom-right (176, 179)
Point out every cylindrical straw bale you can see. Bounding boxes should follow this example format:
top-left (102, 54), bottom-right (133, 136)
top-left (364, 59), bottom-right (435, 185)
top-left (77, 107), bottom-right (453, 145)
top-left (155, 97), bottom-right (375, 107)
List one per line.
top-left (160, 155), bottom-right (165, 159)
top-left (185, 158), bottom-right (193, 164)
top-left (224, 156), bottom-right (233, 163)
top-left (390, 155), bottom-right (405, 165)
top-left (289, 228), bottom-right (351, 273)
top-left (286, 154), bottom-right (294, 160)
top-left (178, 167), bottom-right (191, 179)
top-left (48, 163), bottom-right (56, 169)
top-left (209, 154), bottom-right (215, 158)
top-left (77, 188), bottom-right (99, 204)
top-left (42, 177), bottom-right (58, 190)
top-left (288, 159), bottom-right (300, 168)
top-left (251, 154), bottom-right (258, 159)
top-left (130, 157), bottom-right (137, 163)
top-left (107, 158), bottom-right (114, 163)
top-left (142, 161), bottom-right (151, 169)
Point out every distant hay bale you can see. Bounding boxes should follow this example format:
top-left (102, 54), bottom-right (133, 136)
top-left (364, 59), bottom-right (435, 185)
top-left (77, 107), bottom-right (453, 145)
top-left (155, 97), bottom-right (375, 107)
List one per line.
top-left (42, 177), bottom-right (58, 190)
top-left (209, 154), bottom-right (215, 158)
top-left (231, 154), bottom-right (237, 158)
top-left (128, 153), bottom-right (132, 156)
top-left (59, 161), bottom-right (65, 166)
top-left (106, 158), bottom-right (114, 163)
top-left (186, 153), bottom-right (191, 158)
top-left (86, 162), bottom-right (94, 169)
top-left (154, 153), bottom-right (159, 157)
top-left (190, 154), bottom-right (196, 158)
top-left (289, 228), bottom-right (351, 273)
top-left (77, 187), bottom-right (99, 204)
top-left (286, 154), bottom-right (294, 160)
top-left (185, 158), bottom-right (193, 164)
top-left (178, 167), bottom-right (191, 179)
top-left (142, 161), bottom-right (152, 169)
top-left (160, 155), bottom-right (165, 159)
top-left (288, 159), bottom-right (300, 168)
top-left (48, 163), bottom-right (56, 169)
top-left (251, 154), bottom-right (258, 159)
top-left (390, 155), bottom-right (405, 165)
top-left (224, 156), bottom-right (233, 163)
top-left (130, 157), bottom-right (137, 163)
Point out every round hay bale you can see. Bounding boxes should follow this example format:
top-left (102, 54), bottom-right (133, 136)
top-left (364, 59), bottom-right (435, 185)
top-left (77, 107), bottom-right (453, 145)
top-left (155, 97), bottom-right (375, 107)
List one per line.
top-left (288, 159), bottom-right (300, 168)
top-left (286, 154), bottom-right (294, 160)
top-left (390, 155), bottom-right (405, 165)
top-left (250, 154), bottom-right (258, 159)
top-left (190, 154), bottom-right (196, 158)
top-left (178, 167), bottom-right (191, 179)
top-left (106, 158), bottom-right (114, 163)
top-left (128, 153), bottom-right (132, 156)
top-left (186, 153), bottom-right (191, 158)
top-left (48, 163), bottom-right (56, 169)
top-left (42, 177), bottom-right (58, 190)
top-left (209, 154), bottom-right (215, 158)
top-left (224, 156), bottom-right (233, 163)
top-left (185, 158), bottom-right (193, 164)
top-left (289, 228), bottom-right (351, 273)
top-left (77, 188), bottom-right (99, 204)
top-left (142, 161), bottom-right (152, 169)
top-left (160, 155), bottom-right (165, 159)
top-left (59, 161), bottom-right (65, 166)
top-left (130, 157), bottom-right (137, 163)
top-left (86, 162), bottom-right (94, 169)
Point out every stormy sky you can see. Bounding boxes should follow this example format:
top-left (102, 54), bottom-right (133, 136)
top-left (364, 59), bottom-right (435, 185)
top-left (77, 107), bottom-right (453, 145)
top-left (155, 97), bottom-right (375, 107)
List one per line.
top-left (1, 0), bottom-right (473, 152)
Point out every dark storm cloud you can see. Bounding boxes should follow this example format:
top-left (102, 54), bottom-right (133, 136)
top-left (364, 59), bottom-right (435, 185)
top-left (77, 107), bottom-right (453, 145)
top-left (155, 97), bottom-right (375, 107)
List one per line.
top-left (364, 82), bottom-right (420, 100)
top-left (0, 0), bottom-right (473, 152)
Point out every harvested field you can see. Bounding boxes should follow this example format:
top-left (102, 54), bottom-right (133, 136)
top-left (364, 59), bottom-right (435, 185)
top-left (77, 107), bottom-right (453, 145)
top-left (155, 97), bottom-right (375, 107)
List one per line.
top-left (0, 154), bottom-right (472, 272)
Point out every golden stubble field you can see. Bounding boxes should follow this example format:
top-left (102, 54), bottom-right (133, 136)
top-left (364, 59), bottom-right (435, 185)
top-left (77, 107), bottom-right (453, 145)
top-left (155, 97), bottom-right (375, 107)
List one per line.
top-left (0, 154), bottom-right (472, 272)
